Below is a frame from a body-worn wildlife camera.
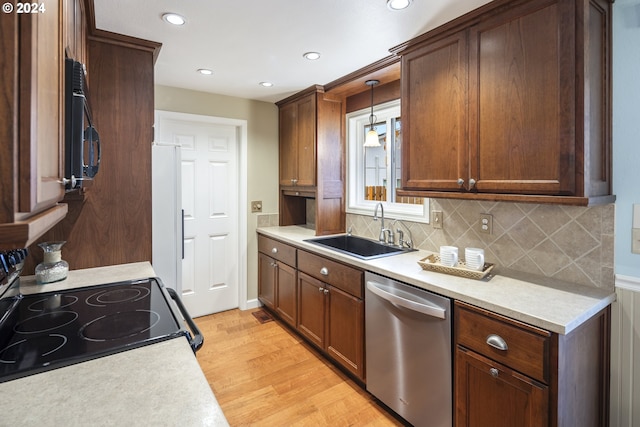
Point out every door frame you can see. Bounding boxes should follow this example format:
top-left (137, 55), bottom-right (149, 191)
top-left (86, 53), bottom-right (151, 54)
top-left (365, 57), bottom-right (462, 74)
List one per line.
top-left (155, 110), bottom-right (249, 310)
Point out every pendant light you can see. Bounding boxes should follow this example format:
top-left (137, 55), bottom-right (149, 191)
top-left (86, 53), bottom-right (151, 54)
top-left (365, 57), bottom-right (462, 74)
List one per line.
top-left (363, 80), bottom-right (381, 147)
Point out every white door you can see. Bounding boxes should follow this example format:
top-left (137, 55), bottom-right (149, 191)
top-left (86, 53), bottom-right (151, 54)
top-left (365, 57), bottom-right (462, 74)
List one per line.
top-left (155, 113), bottom-right (241, 317)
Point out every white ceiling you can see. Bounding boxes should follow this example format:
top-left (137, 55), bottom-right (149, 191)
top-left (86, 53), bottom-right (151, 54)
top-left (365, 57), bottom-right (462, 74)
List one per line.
top-left (93, 0), bottom-right (491, 103)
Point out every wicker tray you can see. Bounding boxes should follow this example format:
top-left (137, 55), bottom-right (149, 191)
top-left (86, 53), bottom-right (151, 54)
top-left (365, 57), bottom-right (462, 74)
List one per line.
top-left (417, 254), bottom-right (494, 280)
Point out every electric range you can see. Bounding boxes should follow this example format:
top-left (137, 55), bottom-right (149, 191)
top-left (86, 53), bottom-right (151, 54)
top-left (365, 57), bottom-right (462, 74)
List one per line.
top-left (0, 274), bottom-right (203, 383)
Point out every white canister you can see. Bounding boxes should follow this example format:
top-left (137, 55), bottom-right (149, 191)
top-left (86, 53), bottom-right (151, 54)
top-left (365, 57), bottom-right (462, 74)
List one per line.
top-left (439, 246), bottom-right (459, 267)
top-left (465, 248), bottom-right (485, 271)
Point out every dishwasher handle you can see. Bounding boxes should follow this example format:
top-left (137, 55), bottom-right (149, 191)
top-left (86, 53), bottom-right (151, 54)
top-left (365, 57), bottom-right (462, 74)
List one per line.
top-left (366, 280), bottom-right (446, 319)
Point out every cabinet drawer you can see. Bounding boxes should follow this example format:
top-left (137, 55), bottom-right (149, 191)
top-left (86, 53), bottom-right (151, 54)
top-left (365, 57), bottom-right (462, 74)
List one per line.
top-left (258, 235), bottom-right (296, 267)
top-left (298, 250), bottom-right (363, 298)
top-left (455, 301), bottom-right (551, 383)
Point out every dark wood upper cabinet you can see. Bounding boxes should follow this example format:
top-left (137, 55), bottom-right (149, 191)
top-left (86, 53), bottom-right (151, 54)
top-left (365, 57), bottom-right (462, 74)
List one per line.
top-left (0, 0), bottom-right (78, 250)
top-left (277, 86), bottom-right (344, 236)
top-left (401, 31), bottom-right (468, 192)
top-left (393, 0), bottom-right (613, 206)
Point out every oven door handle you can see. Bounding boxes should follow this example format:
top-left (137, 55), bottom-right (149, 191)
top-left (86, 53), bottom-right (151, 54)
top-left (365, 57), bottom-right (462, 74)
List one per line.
top-left (166, 287), bottom-right (204, 353)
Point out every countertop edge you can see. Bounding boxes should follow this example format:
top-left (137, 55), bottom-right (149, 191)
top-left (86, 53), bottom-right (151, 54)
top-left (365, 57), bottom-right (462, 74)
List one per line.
top-left (257, 226), bottom-right (615, 335)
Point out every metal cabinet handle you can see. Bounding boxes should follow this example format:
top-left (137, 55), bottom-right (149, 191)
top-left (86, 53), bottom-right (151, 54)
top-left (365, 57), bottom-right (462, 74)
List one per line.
top-left (469, 178), bottom-right (477, 188)
top-left (323, 288), bottom-right (329, 294)
top-left (271, 247), bottom-right (278, 254)
top-left (489, 368), bottom-right (499, 378)
top-left (457, 178), bottom-right (465, 187)
top-left (320, 267), bottom-right (329, 276)
top-left (486, 334), bottom-right (509, 351)
top-left (318, 287), bottom-right (324, 292)
top-left (270, 262), bottom-right (277, 268)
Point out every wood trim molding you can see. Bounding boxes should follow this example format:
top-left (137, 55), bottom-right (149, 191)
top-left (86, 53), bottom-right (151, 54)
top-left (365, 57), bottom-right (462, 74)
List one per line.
top-left (83, 0), bottom-right (162, 63)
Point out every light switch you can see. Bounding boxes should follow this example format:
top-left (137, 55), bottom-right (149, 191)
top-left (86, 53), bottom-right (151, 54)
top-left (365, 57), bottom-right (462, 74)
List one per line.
top-left (633, 204), bottom-right (640, 228)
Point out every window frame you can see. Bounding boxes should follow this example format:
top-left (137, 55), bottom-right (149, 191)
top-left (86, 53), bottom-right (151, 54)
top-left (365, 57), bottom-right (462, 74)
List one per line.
top-left (345, 99), bottom-right (430, 223)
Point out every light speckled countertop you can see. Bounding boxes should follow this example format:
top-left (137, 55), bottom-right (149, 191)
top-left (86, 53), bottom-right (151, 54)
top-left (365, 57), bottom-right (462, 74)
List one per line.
top-left (258, 226), bottom-right (616, 335)
top-left (0, 262), bottom-right (229, 427)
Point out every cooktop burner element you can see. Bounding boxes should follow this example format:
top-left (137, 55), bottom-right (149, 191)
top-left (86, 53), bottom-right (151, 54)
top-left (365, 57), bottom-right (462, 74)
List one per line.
top-left (80, 310), bottom-right (160, 342)
top-left (86, 285), bottom-right (150, 307)
top-left (14, 311), bottom-right (79, 334)
top-left (27, 294), bottom-right (78, 312)
top-left (0, 278), bottom-right (196, 383)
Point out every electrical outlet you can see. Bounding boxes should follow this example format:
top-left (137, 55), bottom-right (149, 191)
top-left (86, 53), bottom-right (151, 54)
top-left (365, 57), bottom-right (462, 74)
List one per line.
top-left (432, 211), bottom-right (443, 229)
top-left (479, 213), bottom-right (493, 234)
top-left (633, 229), bottom-right (640, 254)
top-left (251, 201), bottom-right (263, 213)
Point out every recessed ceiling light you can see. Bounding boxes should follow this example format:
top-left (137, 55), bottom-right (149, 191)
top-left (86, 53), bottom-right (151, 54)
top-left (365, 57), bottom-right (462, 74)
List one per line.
top-left (387, 0), bottom-right (412, 10)
top-left (197, 68), bottom-right (213, 75)
top-left (259, 82), bottom-right (274, 87)
top-left (303, 52), bottom-right (321, 61)
top-left (162, 13), bottom-right (186, 25)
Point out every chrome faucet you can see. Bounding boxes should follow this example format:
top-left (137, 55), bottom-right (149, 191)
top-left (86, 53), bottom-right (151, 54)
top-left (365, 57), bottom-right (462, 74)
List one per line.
top-left (373, 203), bottom-right (392, 244)
top-left (391, 219), bottom-right (414, 249)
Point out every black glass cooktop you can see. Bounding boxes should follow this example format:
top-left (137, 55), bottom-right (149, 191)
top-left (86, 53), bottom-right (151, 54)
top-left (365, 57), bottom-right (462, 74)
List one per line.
top-left (0, 278), bottom-right (189, 383)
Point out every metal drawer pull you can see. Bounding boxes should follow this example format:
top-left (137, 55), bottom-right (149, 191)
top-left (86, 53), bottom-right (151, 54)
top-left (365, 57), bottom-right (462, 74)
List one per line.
top-left (486, 334), bottom-right (508, 351)
top-left (489, 368), bottom-right (499, 378)
top-left (320, 267), bottom-right (329, 276)
top-left (271, 247), bottom-right (278, 254)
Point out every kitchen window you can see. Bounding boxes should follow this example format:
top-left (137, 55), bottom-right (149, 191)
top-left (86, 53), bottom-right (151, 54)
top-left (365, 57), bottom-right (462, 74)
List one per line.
top-left (346, 100), bottom-right (429, 222)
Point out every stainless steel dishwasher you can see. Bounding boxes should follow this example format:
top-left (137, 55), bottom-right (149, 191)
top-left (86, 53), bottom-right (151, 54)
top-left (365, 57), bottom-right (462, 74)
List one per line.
top-left (365, 272), bottom-right (452, 427)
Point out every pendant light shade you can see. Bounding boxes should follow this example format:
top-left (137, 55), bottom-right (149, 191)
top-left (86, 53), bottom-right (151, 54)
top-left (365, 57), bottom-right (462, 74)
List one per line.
top-left (364, 129), bottom-right (380, 147)
top-left (363, 80), bottom-right (381, 148)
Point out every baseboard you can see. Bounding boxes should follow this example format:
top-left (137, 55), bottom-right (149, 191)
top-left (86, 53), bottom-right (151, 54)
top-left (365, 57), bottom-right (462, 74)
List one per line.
top-left (243, 298), bottom-right (261, 310)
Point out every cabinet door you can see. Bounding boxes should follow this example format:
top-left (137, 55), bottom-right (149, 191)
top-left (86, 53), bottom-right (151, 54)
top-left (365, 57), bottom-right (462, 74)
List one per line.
top-left (297, 271), bottom-right (326, 349)
top-left (275, 262), bottom-right (297, 327)
top-left (258, 252), bottom-right (276, 310)
top-left (18, 0), bottom-right (65, 213)
top-left (468, 0), bottom-right (575, 195)
top-left (295, 94), bottom-right (316, 187)
top-left (401, 31), bottom-right (468, 191)
top-left (279, 101), bottom-right (297, 186)
top-left (455, 347), bottom-right (548, 427)
top-left (326, 285), bottom-right (364, 380)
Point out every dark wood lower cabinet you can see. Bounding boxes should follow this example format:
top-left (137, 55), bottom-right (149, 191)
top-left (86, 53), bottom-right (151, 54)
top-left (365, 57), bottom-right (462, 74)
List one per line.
top-left (455, 301), bottom-right (610, 427)
top-left (326, 284), bottom-right (364, 379)
top-left (456, 347), bottom-right (549, 427)
top-left (297, 271), bottom-right (365, 381)
top-left (274, 262), bottom-right (297, 327)
top-left (257, 252), bottom-right (276, 311)
top-left (297, 272), bottom-right (327, 348)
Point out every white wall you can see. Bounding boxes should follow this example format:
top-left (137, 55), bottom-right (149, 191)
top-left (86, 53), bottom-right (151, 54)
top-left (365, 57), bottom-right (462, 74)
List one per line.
top-left (611, 1), bottom-right (640, 425)
top-left (154, 85), bottom-right (279, 302)
top-left (612, 0), bottom-right (640, 276)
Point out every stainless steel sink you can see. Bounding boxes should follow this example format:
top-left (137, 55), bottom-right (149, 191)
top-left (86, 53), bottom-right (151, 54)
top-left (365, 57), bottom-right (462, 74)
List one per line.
top-left (305, 235), bottom-right (415, 260)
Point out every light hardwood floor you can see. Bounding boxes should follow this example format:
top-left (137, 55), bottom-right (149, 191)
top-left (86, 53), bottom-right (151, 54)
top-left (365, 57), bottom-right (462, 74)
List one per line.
top-left (194, 308), bottom-right (405, 427)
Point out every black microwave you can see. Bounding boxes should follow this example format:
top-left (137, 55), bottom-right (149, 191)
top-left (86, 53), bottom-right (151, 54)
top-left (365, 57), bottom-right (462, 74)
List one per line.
top-left (64, 58), bottom-right (100, 191)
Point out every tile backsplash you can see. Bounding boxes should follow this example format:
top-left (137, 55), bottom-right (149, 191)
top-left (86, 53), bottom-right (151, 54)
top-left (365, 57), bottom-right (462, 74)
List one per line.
top-left (347, 199), bottom-right (615, 290)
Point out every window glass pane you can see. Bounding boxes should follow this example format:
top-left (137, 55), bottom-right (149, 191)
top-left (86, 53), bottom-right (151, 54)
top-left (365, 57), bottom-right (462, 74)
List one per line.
top-left (364, 121), bottom-right (387, 201)
top-left (345, 99), bottom-right (429, 223)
